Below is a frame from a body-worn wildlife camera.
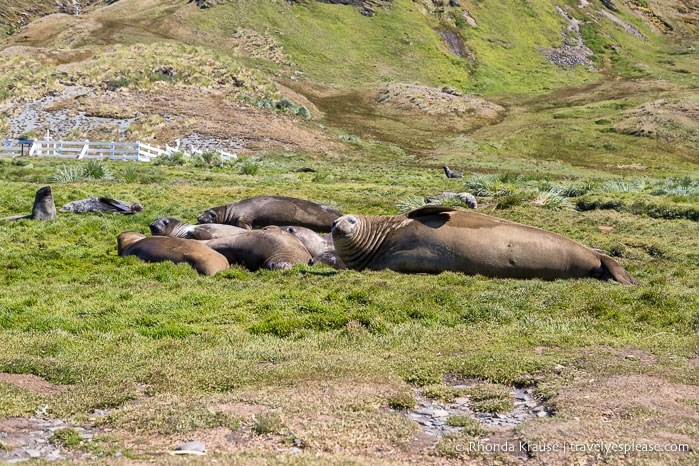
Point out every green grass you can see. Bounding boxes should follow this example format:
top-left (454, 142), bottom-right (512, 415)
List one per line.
top-left (0, 1), bottom-right (698, 463)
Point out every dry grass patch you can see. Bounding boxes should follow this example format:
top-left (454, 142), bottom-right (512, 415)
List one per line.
top-left (0, 372), bottom-right (69, 395)
top-left (521, 373), bottom-right (699, 465)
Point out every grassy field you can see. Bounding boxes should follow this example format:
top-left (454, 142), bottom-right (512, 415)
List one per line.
top-left (0, 150), bottom-right (697, 463)
top-left (1, 0), bottom-right (698, 463)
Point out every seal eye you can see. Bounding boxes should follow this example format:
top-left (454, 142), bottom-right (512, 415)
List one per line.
top-left (348, 217), bottom-right (356, 225)
top-left (163, 219), bottom-right (169, 225)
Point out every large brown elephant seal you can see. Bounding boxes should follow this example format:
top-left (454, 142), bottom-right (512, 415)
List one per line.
top-left (117, 232), bottom-right (229, 276)
top-left (197, 195), bottom-right (342, 232)
top-left (201, 227), bottom-right (312, 271)
top-left (2, 185), bottom-right (56, 221)
top-left (331, 206), bottom-right (639, 284)
top-left (150, 217), bottom-right (246, 240)
top-left (60, 197), bottom-right (143, 215)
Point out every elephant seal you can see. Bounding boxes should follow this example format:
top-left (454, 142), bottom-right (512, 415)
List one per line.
top-left (150, 217), bottom-right (246, 240)
top-left (267, 225), bottom-right (334, 257)
top-left (2, 185), bottom-right (56, 221)
top-left (117, 232), bottom-right (229, 276)
top-left (331, 206), bottom-right (639, 284)
top-left (201, 227), bottom-right (312, 271)
top-left (60, 197), bottom-right (143, 215)
top-left (197, 195), bottom-right (342, 232)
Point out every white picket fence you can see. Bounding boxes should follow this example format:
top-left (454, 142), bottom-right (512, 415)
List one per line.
top-left (0, 139), bottom-right (237, 162)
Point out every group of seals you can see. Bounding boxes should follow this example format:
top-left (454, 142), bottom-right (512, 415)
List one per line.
top-left (2, 185), bottom-right (57, 221)
top-left (131, 195), bottom-right (639, 283)
top-left (331, 205), bottom-right (639, 284)
top-left (120, 196), bottom-right (341, 275)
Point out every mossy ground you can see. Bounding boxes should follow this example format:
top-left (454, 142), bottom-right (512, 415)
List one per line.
top-left (0, 0), bottom-right (697, 463)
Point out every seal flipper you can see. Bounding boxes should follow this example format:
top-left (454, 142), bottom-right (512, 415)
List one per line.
top-left (595, 254), bottom-right (641, 285)
top-left (99, 197), bottom-right (141, 214)
top-left (406, 205), bottom-right (458, 218)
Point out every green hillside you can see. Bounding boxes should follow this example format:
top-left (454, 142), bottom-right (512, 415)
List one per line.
top-left (2, 0), bottom-right (696, 94)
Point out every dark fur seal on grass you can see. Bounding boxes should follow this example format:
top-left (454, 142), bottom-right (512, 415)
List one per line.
top-left (197, 195), bottom-right (342, 232)
top-left (150, 217), bottom-right (246, 240)
top-left (117, 232), bottom-right (229, 276)
top-left (331, 205), bottom-right (640, 284)
top-left (442, 165), bottom-right (463, 178)
top-left (60, 197), bottom-right (143, 215)
top-left (2, 185), bottom-right (56, 221)
top-left (200, 227), bottom-right (312, 271)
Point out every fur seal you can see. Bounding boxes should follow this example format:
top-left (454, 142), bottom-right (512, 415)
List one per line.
top-left (2, 185), bottom-right (56, 221)
top-left (60, 197), bottom-right (143, 215)
top-left (197, 195), bottom-right (342, 232)
top-left (150, 217), bottom-right (246, 240)
top-left (442, 165), bottom-right (463, 178)
top-left (201, 227), bottom-right (312, 271)
top-left (117, 232), bottom-right (229, 276)
top-left (331, 205), bottom-right (639, 284)
top-left (425, 192), bottom-right (477, 209)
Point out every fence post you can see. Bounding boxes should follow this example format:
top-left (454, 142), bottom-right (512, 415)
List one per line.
top-left (78, 140), bottom-right (89, 159)
top-left (110, 142), bottom-right (115, 159)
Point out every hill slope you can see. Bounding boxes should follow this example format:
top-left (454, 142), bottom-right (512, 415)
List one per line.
top-left (0, 0), bottom-right (697, 170)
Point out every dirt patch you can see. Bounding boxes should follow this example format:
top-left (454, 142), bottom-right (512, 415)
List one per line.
top-left (0, 372), bottom-right (68, 394)
top-left (520, 373), bottom-right (698, 464)
top-left (611, 98), bottom-right (699, 152)
top-left (375, 83), bottom-right (505, 123)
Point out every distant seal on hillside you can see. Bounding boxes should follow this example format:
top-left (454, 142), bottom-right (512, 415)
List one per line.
top-left (60, 197), bottom-right (143, 215)
top-left (442, 165), bottom-right (463, 178)
top-left (197, 195), bottom-right (342, 232)
top-left (150, 217), bottom-right (246, 240)
top-left (331, 205), bottom-right (639, 284)
top-left (2, 185), bottom-right (56, 221)
top-left (201, 227), bottom-right (312, 271)
top-left (117, 232), bottom-right (229, 276)
top-left (268, 225), bottom-right (334, 257)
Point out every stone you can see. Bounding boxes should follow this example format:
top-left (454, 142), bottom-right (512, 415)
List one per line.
top-left (174, 441), bottom-right (206, 455)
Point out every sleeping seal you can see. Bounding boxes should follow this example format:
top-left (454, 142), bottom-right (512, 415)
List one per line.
top-left (201, 227), bottom-right (312, 271)
top-left (267, 225), bottom-right (334, 257)
top-left (2, 185), bottom-right (56, 221)
top-left (60, 197), bottom-right (143, 215)
top-left (331, 205), bottom-right (639, 284)
top-left (150, 217), bottom-right (246, 240)
top-left (197, 195), bottom-right (342, 232)
top-left (117, 232), bottom-right (229, 276)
